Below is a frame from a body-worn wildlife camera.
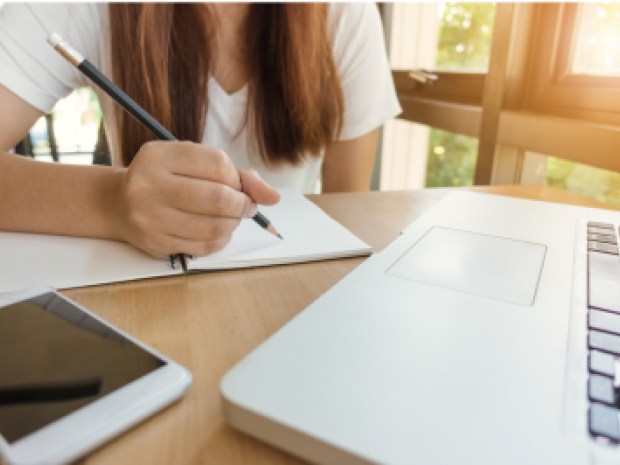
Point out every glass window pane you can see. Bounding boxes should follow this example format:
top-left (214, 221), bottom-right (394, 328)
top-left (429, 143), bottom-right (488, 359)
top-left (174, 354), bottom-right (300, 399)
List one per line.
top-left (546, 157), bottom-right (620, 207)
top-left (573, 3), bottom-right (620, 75)
top-left (435, 2), bottom-right (496, 71)
top-left (425, 128), bottom-right (478, 187)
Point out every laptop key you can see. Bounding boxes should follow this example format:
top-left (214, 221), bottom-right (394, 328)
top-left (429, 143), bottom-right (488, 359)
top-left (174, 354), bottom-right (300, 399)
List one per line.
top-left (590, 375), bottom-right (617, 405)
top-left (590, 227), bottom-right (618, 236)
top-left (590, 403), bottom-right (620, 443)
top-left (590, 350), bottom-right (616, 378)
top-left (588, 222), bottom-right (614, 230)
top-left (590, 310), bottom-right (620, 336)
top-left (590, 330), bottom-right (620, 356)
top-left (588, 252), bottom-right (620, 313)
top-left (589, 241), bottom-right (620, 255)
top-left (588, 233), bottom-right (618, 244)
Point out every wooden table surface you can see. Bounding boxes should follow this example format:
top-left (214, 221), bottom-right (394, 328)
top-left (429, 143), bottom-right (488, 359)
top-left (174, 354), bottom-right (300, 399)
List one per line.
top-left (68, 185), bottom-right (619, 465)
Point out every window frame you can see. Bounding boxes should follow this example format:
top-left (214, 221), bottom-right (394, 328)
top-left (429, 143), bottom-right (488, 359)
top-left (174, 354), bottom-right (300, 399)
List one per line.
top-left (393, 71), bottom-right (485, 107)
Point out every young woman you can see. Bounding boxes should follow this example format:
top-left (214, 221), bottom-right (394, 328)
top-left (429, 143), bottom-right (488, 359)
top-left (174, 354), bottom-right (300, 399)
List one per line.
top-left (0, 3), bottom-right (400, 259)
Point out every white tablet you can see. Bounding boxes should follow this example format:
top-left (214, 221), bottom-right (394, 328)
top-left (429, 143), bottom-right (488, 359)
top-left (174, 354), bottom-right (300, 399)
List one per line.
top-left (0, 286), bottom-right (192, 465)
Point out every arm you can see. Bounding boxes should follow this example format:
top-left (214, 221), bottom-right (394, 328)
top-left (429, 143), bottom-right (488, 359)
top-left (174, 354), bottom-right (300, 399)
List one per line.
top-left (321, 128), bottom-right (379, 193)
top-left (0, 83), bottom-right (126, 240)
top-left (0, 84), bottom-right (279, 258)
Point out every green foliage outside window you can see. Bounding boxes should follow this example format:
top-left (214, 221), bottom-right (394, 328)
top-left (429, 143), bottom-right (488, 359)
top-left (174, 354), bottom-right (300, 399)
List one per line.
top-left (425, 129), bottom-right (478, 188)
top-left (546, 157), bottom-right (620, 208)
top-left (436, 3), bottom-right (496, 71)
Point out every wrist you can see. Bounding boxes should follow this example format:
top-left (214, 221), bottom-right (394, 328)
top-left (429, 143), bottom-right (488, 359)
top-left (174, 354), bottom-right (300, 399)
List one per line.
top-left (104, 167), bottom-right (129, 242)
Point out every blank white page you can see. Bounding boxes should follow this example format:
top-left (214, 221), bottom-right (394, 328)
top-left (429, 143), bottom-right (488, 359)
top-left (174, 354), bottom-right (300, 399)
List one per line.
top-left (0, 232), bottom-right (175, 294)
top-left (188, 188), bottom-right (372, 271)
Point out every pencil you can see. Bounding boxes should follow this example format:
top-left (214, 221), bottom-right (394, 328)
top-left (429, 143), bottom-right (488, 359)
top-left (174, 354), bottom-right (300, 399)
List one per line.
top-left (47, 33), bottom-right (282, 269)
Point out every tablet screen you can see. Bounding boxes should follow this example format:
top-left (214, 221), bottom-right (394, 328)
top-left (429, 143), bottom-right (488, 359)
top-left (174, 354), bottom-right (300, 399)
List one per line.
top-left (0, 292), bottom-right (165, 444)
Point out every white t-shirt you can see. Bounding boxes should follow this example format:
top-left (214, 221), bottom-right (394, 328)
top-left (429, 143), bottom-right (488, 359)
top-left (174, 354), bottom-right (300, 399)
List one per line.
top-left (0, 3), bottom-right (401, 194)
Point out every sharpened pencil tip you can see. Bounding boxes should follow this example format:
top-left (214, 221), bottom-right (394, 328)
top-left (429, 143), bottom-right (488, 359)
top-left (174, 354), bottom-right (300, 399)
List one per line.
top-left (278, 234), bottom-right (283, 240)
top-left (266, 223), bottom-right (281, 239)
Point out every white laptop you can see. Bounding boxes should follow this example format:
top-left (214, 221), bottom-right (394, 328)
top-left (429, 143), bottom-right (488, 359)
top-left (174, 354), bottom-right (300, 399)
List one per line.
top-left (221, 191), bottom-right (620, 465)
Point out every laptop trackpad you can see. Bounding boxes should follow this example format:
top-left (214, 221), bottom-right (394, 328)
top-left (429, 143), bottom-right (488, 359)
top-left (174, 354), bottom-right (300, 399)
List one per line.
top-left (387, 227), bottom-right (546, 306)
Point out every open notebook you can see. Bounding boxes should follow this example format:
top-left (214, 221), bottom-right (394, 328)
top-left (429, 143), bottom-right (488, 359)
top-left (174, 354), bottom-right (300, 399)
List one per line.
top-left (0, 189), bottom-right (371, 294)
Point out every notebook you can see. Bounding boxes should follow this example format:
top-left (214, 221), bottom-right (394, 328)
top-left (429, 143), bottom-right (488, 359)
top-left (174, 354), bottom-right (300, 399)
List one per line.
top-left (0, 188), bottom-right (371, 294)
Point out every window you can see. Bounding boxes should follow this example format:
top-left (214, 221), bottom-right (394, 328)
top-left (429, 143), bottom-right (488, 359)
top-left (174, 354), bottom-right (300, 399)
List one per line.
top-left (385, 2), bottom-right (620, 209)
top-left (27, 88), bottom-right (102, 165)
top-left (381, 2), bottom-right (494, 190)
top-left (427, 3), bottom-right (494, 188)
top-left (525, 3), bottom-right (620, 126)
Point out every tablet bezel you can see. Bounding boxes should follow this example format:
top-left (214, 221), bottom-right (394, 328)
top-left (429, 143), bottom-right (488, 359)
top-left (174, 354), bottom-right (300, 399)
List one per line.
top-left (0, 286), bottom-right (192, 465)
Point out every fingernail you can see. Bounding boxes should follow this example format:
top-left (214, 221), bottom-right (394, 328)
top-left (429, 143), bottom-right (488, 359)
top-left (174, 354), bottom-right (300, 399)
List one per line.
top-left (245, 202), bottom-right (258, 219)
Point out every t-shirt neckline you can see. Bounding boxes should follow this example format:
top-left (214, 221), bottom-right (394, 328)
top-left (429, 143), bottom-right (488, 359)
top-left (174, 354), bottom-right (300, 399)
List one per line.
top-left (209, 76), bottom-right (248, 101)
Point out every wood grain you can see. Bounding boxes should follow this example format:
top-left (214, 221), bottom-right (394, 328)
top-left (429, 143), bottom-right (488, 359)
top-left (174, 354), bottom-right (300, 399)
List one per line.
top-left (63, 185), bottom-right (617, 465)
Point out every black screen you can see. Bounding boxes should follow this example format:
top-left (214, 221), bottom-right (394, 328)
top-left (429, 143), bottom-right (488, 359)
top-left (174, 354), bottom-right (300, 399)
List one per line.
top-left (0, 293), bottom-right (165, 443)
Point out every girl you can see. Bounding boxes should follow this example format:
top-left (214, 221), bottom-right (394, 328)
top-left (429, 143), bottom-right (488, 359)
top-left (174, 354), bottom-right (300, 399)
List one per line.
top-left (0, 3), bottom-right (400, 258)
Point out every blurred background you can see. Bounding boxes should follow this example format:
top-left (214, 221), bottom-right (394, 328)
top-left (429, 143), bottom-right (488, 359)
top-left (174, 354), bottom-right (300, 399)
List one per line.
top-left (27, 88), bottom-right (101, 165)
top-left (381, 2), bottom-right (620, 208)
top-left (6, 2), bottom-right (620, 207)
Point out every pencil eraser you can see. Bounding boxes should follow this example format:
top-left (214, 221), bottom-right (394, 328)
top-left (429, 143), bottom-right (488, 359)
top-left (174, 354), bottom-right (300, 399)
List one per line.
top-left (47, 32), bottom-right (63, 47)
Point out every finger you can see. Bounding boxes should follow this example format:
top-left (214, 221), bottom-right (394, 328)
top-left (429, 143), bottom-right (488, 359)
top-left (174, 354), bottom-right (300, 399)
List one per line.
top-left (238, 169), bottom-right (280, 206)
top-left (165, 234), bottom-right (233, 258)
top-left (160, 141), bottom-right (240, 190)
top-left (159, 208), bottom-right (241, 241)
top-left (165, 176), bottom-right (256, 218)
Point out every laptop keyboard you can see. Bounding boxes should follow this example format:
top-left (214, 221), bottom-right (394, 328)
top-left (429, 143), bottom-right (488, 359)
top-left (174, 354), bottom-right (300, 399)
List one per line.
top-left (587, 221), bottom-right (620, 443)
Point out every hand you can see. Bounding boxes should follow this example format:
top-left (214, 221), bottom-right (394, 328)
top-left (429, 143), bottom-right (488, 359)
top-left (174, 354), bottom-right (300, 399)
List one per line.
top-left (115, 141), bottom-right (280, 259)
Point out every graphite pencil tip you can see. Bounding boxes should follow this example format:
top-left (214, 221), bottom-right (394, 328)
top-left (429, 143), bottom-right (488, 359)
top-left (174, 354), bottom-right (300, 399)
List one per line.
top-left (278, 234), bottom-right (283, 240)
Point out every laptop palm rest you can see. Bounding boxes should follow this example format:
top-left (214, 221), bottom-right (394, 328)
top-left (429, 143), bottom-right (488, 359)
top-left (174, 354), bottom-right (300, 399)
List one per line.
top-left (387, 227), bottom-right (546, 306)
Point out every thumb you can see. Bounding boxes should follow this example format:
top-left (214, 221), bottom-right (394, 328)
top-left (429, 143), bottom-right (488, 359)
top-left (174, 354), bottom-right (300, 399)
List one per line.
top-left (238, 169), bottom-right (280, 206)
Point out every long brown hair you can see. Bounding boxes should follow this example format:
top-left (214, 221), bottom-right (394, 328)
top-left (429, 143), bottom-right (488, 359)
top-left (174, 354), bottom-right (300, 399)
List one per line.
top-left (108, 3), bottom-right (344, 167)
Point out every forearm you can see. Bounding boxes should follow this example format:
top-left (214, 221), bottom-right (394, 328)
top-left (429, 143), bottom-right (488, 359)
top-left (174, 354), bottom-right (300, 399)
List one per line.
top-left (0, 153), bottom-right (126, 240)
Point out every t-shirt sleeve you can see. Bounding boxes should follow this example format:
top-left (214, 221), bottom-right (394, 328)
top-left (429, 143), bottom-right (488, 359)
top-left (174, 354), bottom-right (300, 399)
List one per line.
top-left (331, 3), bottom-right (402, 141)
top-left (0, 3), bottom-right (103, 113)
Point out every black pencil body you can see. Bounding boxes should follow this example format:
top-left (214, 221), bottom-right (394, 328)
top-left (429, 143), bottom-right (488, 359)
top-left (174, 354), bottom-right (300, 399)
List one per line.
top-left (78, 60), bottom-right (176, 141)
top-left (74, 58), bottom-right (279, 245)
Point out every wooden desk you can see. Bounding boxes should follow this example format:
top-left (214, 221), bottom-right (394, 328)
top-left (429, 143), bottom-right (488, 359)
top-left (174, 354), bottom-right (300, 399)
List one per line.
top-left (70, 185), bottom-right (618, 465)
